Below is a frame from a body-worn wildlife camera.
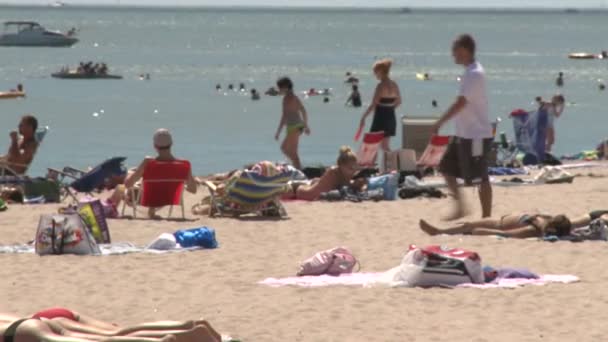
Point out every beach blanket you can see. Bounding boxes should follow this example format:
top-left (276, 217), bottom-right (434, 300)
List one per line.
top-left (259, 273), bottom-right (578, 289)
top-left (0, 242), bottom-right (205, 255)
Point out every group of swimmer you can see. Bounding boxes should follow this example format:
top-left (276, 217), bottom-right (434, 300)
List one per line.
top-left (555, 71), bottom-right (606, 91)
top-left (61, 61), bottom-right (109, 75)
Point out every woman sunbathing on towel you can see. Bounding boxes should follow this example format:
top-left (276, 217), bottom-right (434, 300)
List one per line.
top-left (0, 308), bottom-right (221, 342)
top-left (419, 213), bottom-right (573, 239)
top-left (107, 129), bottom-right (197, 219)
top-left (291, 146), bottom-right (363, 201)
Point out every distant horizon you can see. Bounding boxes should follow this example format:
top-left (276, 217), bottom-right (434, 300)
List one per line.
top-left (0, 0), bottom-right (607, 9)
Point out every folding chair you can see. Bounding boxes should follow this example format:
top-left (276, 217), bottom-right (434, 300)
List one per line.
top-left (48, 157), bottom-right (126, 202)
top-left (202, 165), bottom-right (294, 218)
top-left (122, 159), bottom-right (191, 219)
top-left (417, 135), bottom-right (450, 168)
top-left (357, 132), bottom-right (385, 168)
top-left (510, 108), bottom-right (549, 165)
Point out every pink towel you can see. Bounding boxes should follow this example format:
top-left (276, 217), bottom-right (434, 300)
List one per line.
top-left (259, 273), bottom-right (579, 289)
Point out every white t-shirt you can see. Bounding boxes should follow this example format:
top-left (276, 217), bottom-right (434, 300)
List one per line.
top-left (453, 61), bottom-right (492, 139)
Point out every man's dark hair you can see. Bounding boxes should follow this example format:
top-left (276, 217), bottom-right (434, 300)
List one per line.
top-left (276, 77), bottom-right (293, 90)
top-left (22, 115), bottom-right (38, 132)
top-left (454, 34), bottom-right (476, 55)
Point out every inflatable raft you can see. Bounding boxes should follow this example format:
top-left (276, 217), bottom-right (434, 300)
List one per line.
top-left (0, 91), bottom-right (25, 99)
top-left (51, 72), bottom-right (123, 79)
top-left (568, 53), bottom-right (600, 60)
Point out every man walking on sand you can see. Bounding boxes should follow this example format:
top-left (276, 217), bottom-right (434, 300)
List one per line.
top-left (431, 34), bottom-right (493, 219)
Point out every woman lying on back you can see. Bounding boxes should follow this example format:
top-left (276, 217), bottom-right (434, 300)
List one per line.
top-left (420, 209), bottom-right (608, 239)
top-left (0, 307), bottom-right (222, 342)
top-left (291, 146), bottom-right (363, 201)
top-left (419, 213), bottom-right (573, 239)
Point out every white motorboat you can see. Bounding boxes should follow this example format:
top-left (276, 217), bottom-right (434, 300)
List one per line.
top-left (0, 21), bottom-right (78, 47)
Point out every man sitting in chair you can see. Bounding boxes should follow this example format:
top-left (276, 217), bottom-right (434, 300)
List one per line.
top-left (0, 115), bottom-right (38, 175)
top-left (111, 128), bottom-right (197, 218)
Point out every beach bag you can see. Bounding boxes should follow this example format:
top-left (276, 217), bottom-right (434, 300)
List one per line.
top-left (35, 214), bottom-right (100, 256)
top-left (78, 199), bottom-right (111, 243)
top-left (409, 245), bottom-right (484, 286)
top-left (570, 219), bottom-right (608, 241)
top-left (24, 178), bottom-right (60, 203)
top-left (173, 227), bottom-right (218, 249)
top-left (297, 247), bottom-right (359, 276)
top-left (367, 173), bottom-right (399, 201)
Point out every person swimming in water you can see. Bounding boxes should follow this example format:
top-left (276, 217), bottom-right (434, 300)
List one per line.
top-left (274, 77), bottom-right (310, 170)
top-left (431, 99), bottom-right (438, 108)
top-left (345, 85), bottom-right (362, 108)
top-left (228, 84), bottom-right (234, 91)
top-left (345, 72), bottom-right (359, 84)
top-left (323, 97), bottom-right (329, 103)
top-left (556, 72), bottom-right (564, 87)
top-left (239, 82), bottom-right (246, 91)
top-left (251, 88), bottom-right (260, 100)
top-left (265, 87), bottom-right (279, 96)
top-left (215, 84), bottom-right (221, 91)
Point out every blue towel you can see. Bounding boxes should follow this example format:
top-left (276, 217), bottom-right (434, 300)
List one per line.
top-left (174, 227), bottom-right (218, 249)
top-left (488, 167), bottom-right (527, 176)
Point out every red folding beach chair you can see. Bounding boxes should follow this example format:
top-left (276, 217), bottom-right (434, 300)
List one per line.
top-left (123, 159), bottom-right (191, 219)
top-left (357, 132), bottom-right (385, 167)
top-left (417, 135), bottom-right (450, 168)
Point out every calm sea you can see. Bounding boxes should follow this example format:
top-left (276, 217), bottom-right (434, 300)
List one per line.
top-left (1, 6), bottom-right (607, 175)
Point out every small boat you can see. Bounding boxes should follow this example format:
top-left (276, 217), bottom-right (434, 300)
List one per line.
top-left (0, 21), bottom-right (78, 47)
top-left (51, 71), bottom-right (123, 79)
top-left (0, 91), bottom-right (25, 99)
top-left (568, 53), bottom-right (600, 60)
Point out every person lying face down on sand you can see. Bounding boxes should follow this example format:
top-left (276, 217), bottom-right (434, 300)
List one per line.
top-left (107, 129), bottom-right (197, 219)
top-left (0, 308), bottom-right (222, 342)
top-left (420, 210), bottom-right (608, 239)
top-left (291, 146), bottom-right (362, 201)
top-left (0, 115), bottom-right (38, 175)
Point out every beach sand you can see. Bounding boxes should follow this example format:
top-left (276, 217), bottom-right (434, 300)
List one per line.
top-left (1, 168), bottom-right (608, 341)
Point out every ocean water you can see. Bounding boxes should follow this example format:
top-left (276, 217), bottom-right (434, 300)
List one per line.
top-left (1, 7), bottom-right (607, 175)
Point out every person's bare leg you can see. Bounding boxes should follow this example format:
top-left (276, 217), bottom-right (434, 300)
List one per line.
top-left (21, 320), bottom-right (176, 342)
top-left (419, 217), bottom-right (504, 236)
top-left (281, 131), bottom-right (302, 170)
top-left (130, 326), bottom-right (218, 342)
top-left (479, 180), bottom-right (492, 218)
top-left (381, 137), bottom-right (391, 153)
top-left (546, 127), bottom-right (555, 152)
top-left (443, 175), bottom-right (467, 221)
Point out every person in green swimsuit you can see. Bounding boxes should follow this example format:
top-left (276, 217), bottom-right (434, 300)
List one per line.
top-left (274, 76), bottom-right (310, 170)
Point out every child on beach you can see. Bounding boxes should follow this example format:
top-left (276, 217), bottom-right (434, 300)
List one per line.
top-left (274, 76), bottom-right (310, 170)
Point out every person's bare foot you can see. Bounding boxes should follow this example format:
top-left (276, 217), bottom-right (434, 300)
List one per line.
top-left (419, 219), bottom-right (441, 236)
top-left (161, 335), bottom-right (176, 342)
top-left (441, 201), bottom-right (468, 221)
top-left (194, 320), bottom-right (221, 341)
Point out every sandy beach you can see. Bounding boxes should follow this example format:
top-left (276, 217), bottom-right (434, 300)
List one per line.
top-left (1, 167), bottom-right (607, 341)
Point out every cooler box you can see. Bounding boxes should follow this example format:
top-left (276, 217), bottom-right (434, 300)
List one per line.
top-left (402, 116), bottom-right (438, 157)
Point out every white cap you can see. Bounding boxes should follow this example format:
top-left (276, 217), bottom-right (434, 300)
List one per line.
top-left (153, 128), bottom-right (172, 149)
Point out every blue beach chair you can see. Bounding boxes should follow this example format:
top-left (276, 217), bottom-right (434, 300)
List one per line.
top-left (48, 157), bottom-right (127, 202)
